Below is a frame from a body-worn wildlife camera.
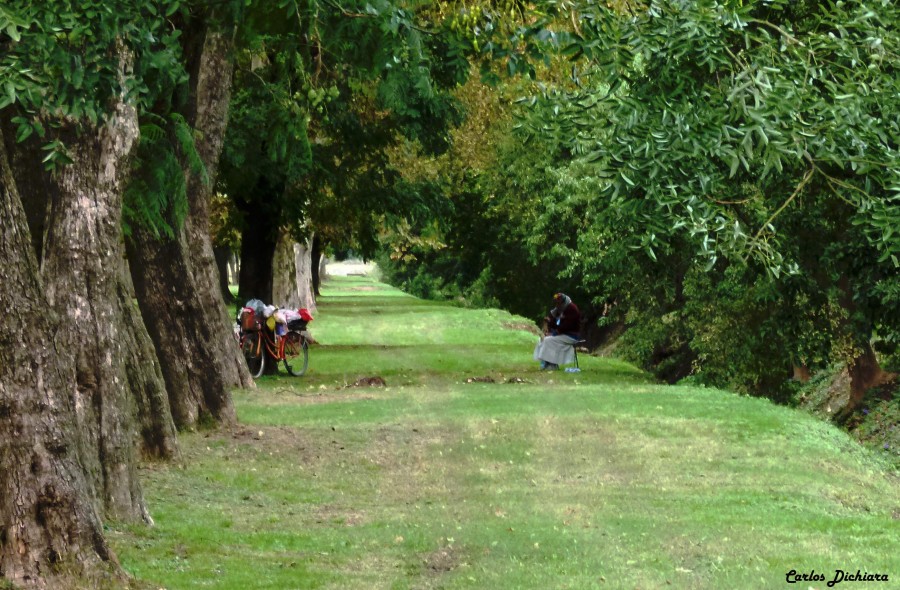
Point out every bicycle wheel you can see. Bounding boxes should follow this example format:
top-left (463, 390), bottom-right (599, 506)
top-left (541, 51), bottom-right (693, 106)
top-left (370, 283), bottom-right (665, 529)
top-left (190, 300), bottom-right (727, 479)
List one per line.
top-left (242, 332), bottom-right (265, 379)
top-left (282, 330), bottom-right (309, 377)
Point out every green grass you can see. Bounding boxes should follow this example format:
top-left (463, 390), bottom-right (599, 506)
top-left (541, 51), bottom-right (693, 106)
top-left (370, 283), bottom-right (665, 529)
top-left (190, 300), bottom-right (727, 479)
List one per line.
top-left (111, 276), bottom-right (900, 589)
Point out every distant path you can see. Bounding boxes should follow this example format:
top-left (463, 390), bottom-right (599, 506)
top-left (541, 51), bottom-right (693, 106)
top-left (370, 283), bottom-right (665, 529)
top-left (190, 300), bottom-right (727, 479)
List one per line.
top-left (324, 259), bottom-right (376, 277)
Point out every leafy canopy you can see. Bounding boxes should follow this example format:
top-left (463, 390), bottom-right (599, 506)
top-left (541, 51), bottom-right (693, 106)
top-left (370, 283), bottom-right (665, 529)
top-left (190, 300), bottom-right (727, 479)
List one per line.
top-left (513, 0), bottom-right (899, 274)
top-left (0, 0), bottom-right (186, 164)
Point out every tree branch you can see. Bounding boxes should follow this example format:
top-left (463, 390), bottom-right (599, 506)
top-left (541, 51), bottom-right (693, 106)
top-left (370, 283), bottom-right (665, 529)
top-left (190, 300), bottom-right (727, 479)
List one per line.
top-left (748, 19), bottom-right (805, 47)
top-left (750, 164), bottom-right (814, 244)
top-left (321, 0), bottom-right (372, 19)
top-left (808, 158), bottom-right (871, 207)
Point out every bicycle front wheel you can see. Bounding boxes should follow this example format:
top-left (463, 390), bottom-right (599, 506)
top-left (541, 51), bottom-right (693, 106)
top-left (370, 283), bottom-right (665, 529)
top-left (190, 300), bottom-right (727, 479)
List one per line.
top-left (282, 331), bottom-right (309, 377)
top-left (242, 332), bottom-right (265, 379)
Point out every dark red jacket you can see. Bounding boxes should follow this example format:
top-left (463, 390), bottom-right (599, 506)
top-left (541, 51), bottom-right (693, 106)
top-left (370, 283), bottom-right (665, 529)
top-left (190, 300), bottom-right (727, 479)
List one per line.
top-left (546, 302), bottom-right (581, 337)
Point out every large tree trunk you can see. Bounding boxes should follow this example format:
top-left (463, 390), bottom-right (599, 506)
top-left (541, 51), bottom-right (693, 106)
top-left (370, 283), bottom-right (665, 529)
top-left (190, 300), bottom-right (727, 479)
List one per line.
top-left (4, 118), bottom-right (179, 471)
top-left (39, 97), bottom-right (162, 523)
top-left (272, 230), bottom-right (317, 312)
top-left (127, 224), bottom-right (238, 428)
top-left (118, 272), bottom-right (181, 461)
top-left (0, 118), bottom-right (53, 262)
top-left (181, 28), bottom-right (253, 392)
top-left (0, 126), bottom-right (123, 589)
top-left (128, 24), bottom-right (251, 432)
top-left (237, 194), bottom-right (278, 303)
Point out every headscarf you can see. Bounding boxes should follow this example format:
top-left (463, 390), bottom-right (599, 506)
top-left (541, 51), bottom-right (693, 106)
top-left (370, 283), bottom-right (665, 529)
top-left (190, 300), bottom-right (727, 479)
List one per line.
top-left (551, 293), bottom-right (571, 318)
top-left (553, 293), bottom-right (571, 308)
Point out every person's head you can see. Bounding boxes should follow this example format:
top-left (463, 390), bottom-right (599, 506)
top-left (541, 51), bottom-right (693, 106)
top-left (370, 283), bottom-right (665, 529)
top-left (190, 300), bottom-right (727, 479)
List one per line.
top-left (553, 293), bottom-right (571, 310)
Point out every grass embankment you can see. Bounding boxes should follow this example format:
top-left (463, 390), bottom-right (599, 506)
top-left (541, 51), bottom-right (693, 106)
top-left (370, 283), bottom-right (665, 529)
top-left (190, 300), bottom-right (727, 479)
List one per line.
top-left (110, 275), bottom-right (900, 590)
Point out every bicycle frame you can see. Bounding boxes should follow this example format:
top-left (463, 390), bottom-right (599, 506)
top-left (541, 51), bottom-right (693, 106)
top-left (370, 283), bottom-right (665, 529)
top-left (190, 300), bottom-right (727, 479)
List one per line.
top-left (239, 324), bottom-right (309, 378)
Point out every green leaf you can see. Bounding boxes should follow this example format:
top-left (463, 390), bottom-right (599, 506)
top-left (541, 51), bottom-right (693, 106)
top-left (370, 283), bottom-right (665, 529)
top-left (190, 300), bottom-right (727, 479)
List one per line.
top-left (6, 23), bottom-right (21, 42)
top-left (15, 122), bottom-right (33, 143)
top-left (4, 81), bottom-right (15, 106)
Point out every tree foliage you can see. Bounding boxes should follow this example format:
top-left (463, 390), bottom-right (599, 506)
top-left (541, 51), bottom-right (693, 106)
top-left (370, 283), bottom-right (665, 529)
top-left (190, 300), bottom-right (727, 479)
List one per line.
top-left (0, 0), bottom-right (186, 164)
top-left (380, 0), bottom-right (899, 402)
top-left (218, 0), bottom-right (467, 273)
top-left (123, 112), bottom-right (207, 239)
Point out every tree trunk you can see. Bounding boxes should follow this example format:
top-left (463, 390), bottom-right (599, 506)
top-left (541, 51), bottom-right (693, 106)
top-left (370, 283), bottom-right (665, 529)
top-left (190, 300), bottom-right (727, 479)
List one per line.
top-left (117, 272), bottom-right (180, 461)
top-left (832, 277), bottom-right (896, 419)
top-left (127, 225), bottom-right (237, 429)
top-left (237, 195), bottom-right (278, 303)
top-left (0, 119), bottom-right (52, 262)
top-left (181, 28), bottom-right (253, 392)
top-left (792, 364), bottom-right (812, 383)
top-left (311, 234), bottom-right (323, 297)
top-left (0, 125), bottom-right (123, 589)
top-left (229, 253), bottom-right (240, 287)
top-left (296, 237), bottom-right (317, 312)
top-left (128, 24), bottom-right (252, 432)
top-left (38, 97), bottom-right (159, 523)
top-left (214, 245), bottom-right (235, 303)
top-left (271, 230), bottom-right (298, 307)
top-left (844, 342), bottom-right (896, 415)
top-left (272, 231), bottom-right (317, 312)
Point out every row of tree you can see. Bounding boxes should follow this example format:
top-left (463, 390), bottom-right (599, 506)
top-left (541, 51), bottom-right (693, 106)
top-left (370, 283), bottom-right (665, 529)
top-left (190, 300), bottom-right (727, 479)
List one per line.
top-left (0, 0), bottom-right (473, 586)
top-left (2, 0), bottom-right (897, 585)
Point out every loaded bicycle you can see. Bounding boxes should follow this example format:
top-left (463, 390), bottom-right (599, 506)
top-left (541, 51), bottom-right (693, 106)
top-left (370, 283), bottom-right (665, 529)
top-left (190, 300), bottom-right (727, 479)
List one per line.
top-left (237, 304), bottom-right (312, 379)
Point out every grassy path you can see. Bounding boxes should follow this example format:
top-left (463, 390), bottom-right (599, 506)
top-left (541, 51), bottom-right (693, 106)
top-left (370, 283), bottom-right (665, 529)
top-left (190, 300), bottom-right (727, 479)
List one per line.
top-left (111, 275), bottom-right (900, 589)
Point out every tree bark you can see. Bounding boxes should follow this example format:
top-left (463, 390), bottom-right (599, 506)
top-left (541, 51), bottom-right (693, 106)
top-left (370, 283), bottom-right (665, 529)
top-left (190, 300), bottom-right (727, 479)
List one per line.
top-left (181, 28), bottom-right (253, 392)
top-left (0, 119), bottom-right (52, 262)
top-left (844, 342), bottom-right (896, 416)
top-left (0, 125), bottom-right (123, 589)
top-left (127, 24), bottom-right (251, 432)
top-left (237, 193), bottom-right (278, 303)
top-left (214, 245), bottom-right (235, 303)
top-left (272, 231), bottom-right (317, 312)
top-left (117, 270), bottom-right (180, 461)
top-left (311, 234), bottom-right (323, 297)
top-left (38, 96), bottom-right (164, 523)
top-left (127, 224), bottom-right (237, 429)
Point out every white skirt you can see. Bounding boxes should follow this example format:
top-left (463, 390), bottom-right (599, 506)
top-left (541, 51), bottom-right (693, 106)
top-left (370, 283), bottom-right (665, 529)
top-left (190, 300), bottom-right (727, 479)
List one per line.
top-left (533, 334), bottom-right (577, 366)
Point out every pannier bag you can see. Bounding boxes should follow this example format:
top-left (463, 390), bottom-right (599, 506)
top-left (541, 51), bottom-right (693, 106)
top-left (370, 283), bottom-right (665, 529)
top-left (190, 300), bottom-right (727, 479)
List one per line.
top-left (240, 307), bottom-right (259, 331)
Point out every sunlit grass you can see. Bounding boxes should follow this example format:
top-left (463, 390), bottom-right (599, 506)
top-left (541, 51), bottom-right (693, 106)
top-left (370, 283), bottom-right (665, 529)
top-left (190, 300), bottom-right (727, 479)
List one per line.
top-left (112, 274), bottom-right (900, 590)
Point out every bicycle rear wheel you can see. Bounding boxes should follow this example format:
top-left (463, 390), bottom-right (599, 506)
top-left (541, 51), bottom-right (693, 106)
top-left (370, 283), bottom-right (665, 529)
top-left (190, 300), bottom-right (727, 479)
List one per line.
top-left (282, 330), bottom-right (309, 377)
top-left (242, 332), bottom-right (265, 379)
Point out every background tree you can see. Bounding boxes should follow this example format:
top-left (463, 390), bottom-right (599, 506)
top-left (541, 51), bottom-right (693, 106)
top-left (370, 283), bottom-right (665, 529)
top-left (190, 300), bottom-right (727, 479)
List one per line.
top-left (126, 2), bottom-right (253, 429)
top-left (219, 0), bottom-right (465, 306)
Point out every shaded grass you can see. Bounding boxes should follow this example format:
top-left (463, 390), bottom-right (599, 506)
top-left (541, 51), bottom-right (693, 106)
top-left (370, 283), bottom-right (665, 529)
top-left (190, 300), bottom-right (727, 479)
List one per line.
top-left (112, 276), bottom-right (900, 590)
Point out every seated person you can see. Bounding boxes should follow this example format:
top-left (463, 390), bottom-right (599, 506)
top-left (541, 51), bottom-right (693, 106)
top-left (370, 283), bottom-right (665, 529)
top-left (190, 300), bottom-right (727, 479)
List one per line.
top-left (533, 293), bottom-right (581, 370)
